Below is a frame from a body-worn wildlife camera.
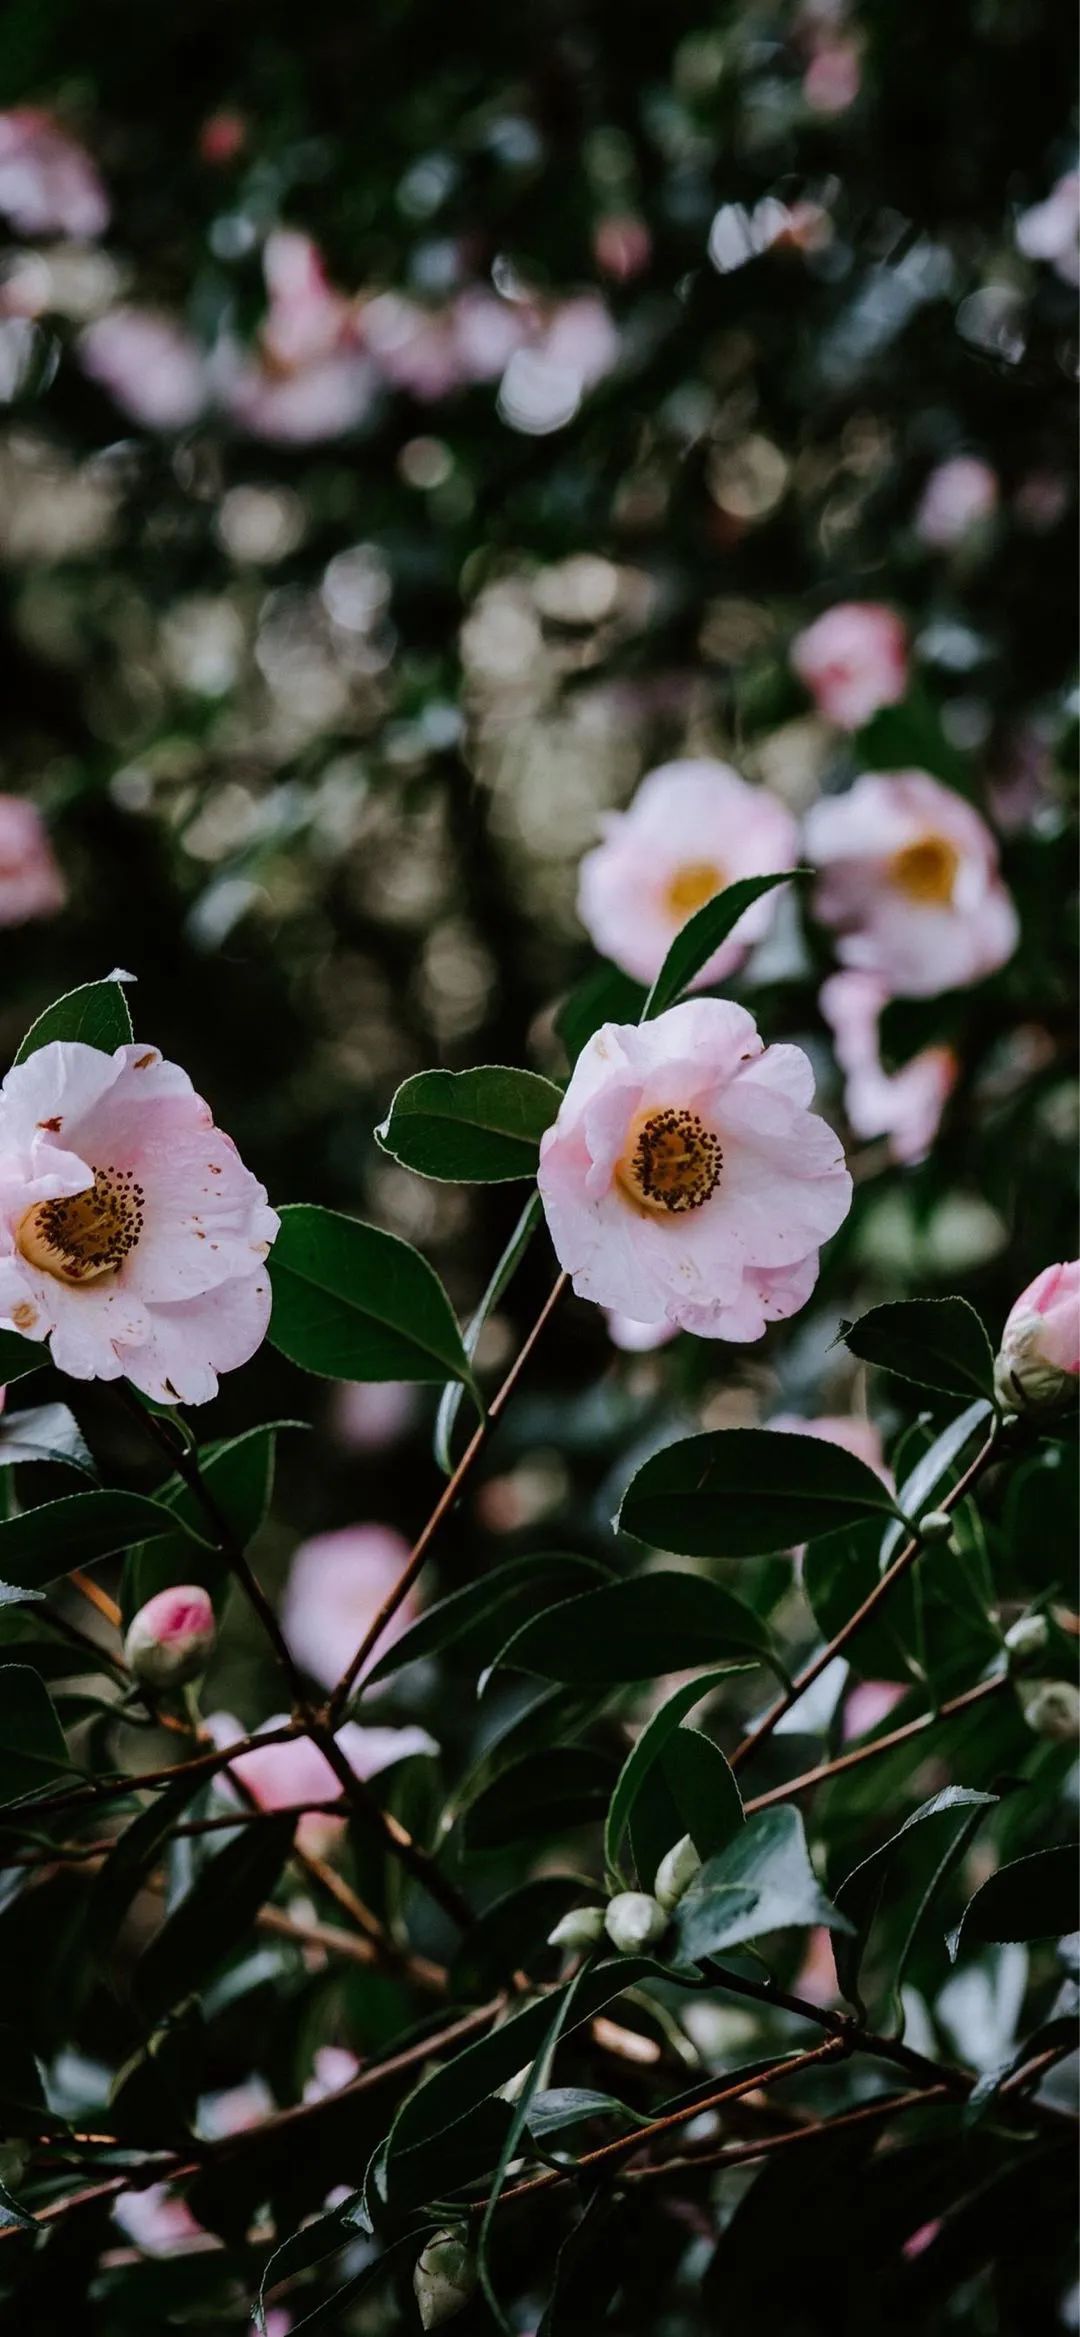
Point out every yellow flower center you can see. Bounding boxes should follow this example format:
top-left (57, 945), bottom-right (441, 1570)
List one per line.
top-left (17, 1167), bottom-right (145, 1287)
top-left (663, 860), bottom-right (727, 920)
top-left (616, 1107), bottom-right (723, 1216)
top-left (887, 833), bottom-right (960, 907)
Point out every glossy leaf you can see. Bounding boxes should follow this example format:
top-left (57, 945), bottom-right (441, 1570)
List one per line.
top-left (947, 1845), bottom-right (1080, 1960)
top-left (629, 1727), bottom-right (744, 1888)
top-left (604, 1668), bottom-right (744, 1882)
top-left (0, 1489), bottom-right (201, 1594)
top-left (0, 1666), bottom-right (73, 1807)
top-left (365, 1550), bottom-right (613, 1686)
top-left (14, 977), bottom-right (133, 1063)
top-left (269, 1204), bottom-right (473, 1388)
top-left (619, 1428), bottom-right (898, 1558)
top-left (134, 1815), bottom-right (296, 2021)
top-left (0, 1402), bottom-right (96, 1479)
top-left (841, 1298), bottom-right (996, 1402)
top-left (642, 869), bottom-right (803, 1018)
top-left (85, 1770), bottom-right (210, 1966)
top-left (122, 1421), bottom-right (291, 1623)
top-left (377, 1064), bottom-right (562, 1181)
top-left (487, 1572), bottom-right (773, 1683)
top-left (879, 1399), bottom-right (991, 1564)
top-left (833, 1788), bottom-right (997, 2005)
top-left (465, 1747), bottom-right (618, 1849)
top-left (478, 1959), bottom-right (592, 2331)
top-left (0, 1333), bottom-right (45, 1390)
top-left (671, 1806), bottom-right (851, 1963)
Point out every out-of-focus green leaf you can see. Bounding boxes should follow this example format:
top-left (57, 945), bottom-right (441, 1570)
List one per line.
top-left (642, 870), bottom-right (803, 1018)
top-left (377, 1064), bottom-right (562, 1180)
top-left (254, 2191), bottom-right (371, 2334)
top-left (841, 1298), bottom-right (996, 1402)
top-left (556, 962), bottom-right (646, 1065)
top-left (364, 1550), bottom-right (612, 1686)
top-left (0, 2023), bottom-right (68, 2136)
top-left (833, 1788), bottom-right (997, 2006)
top-left (269, 1204), bottom-right (474, 1389)
top-left (133, 1816), bottom-right (296, 2021)
top-left (85, 1770), bottom-right (210, 1966)
top-left (0, 1665), bottom-right (73, 1807)
top-left (122, 1421), bottom-right (292, 1624)
top-left (487, 1573), bottom-right (773, 1683)
top-left (672, 1807), bottom-right (850, 1962)
top-left (604, 1668), bottom-right (744, 1883)
top-left (0, 1489), bottom-right (203, 1594)
top-left (450, 1877), bottom-right (603, 1997)
top-left (619, 1428), bottom-right (898, 1558)
top-left (947, 1845), bottom-right (1080, 1960)
top-left (464, 1747), bottom-right (618, 1850)
top-left (13, 978), bottom-right (133, 1062)
top-left (0, 1334), bottom-right (44, 1391)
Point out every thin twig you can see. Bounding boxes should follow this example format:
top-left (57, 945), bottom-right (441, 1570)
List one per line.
top-left (69, 1569), bottom-right (123, 1631)
top-left (741, 1673), bottom-right (1010, 1813)
top-left (623, 2083), bottom-right (947, 2182)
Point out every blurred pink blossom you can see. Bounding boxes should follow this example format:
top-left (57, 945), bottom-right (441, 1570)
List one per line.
top-left (79, 308), bottom-right (208, 431)
top-left (803, 38), bottom-right (862, 115)
top-left (1015, 172), bottom-right (1080, 285)
top-left (217, 230), bottom-right (375, 442)
top-left (767, 1407), bottom-right (888, 1481)
top-left (280, 1523), bottom-right (417, 1690)
top-left (805, 770), bottom-right (1018, 996)
top-left (915, 456), bottom-right (999, 549)
top-left (793, 1925), bottom-right (838, 2005)
top-left (303, 2045), bottom-right (360, 2102)
top-left (209, 1711), bottom-right (435, 1853)
top-left (821, 968), bottom-right (958, 1163)
top-left (578, 760), bottom-right (799, 989)
top-left (538, 999), bottom-right (850, 1342)
top-left (843, 1679), bottom-right (906, 1739)
top-left (593, 214), bottom-right (652, 281)
top-left (0, 796), bottom-right (65, 926)
top-left (112, 2183), bottom-right (205, 2257)
top-left (0, 109), bottom-right (108, 239)
top-left (791, 603), bottom-right (908, 732)
top-left (330, 1378), bottom-right (418, 1452)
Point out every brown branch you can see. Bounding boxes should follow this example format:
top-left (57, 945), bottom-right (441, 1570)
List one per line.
top-left (730, 1424), bottom-right (1001, 1771)
top-left (741, 1673), bottom-right (1010, 1814)
top-left (622, 2082), bottom-right (947, 2182)
top-left (69, 1570), bottom-right (123, 1632)
top-left (327, 1269), bottom-right (568, 1720)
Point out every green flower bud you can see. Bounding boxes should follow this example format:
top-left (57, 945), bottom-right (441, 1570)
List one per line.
top-left (1003, 1612), bottom-right (1050, 1668)
top-left (604, 1890), bottom-right (667, 1953)
top-left (654, 1833), bottom-right (701, 1913)
top-left (413, 2231), bottom-right (478, 2330)
top-left (1023, 1680), bottom-right (1080, 1744)
top-left (916, 1509), bottom-right (953, 1543)
top-left (547, 1905), bottom-right (606, 1951)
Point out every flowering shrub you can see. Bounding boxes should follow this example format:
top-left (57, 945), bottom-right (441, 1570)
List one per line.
top-left (0, 3), bottom-right (1075, 2333)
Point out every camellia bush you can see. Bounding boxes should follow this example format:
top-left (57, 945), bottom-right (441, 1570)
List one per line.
top-left (0, 2), bottom-right (1076, 2333)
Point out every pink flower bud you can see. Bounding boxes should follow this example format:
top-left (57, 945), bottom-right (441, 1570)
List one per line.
top-left (125, 1585), bottom-right (216, 1689)
top-left (995, 1262), bottom-right (1080, 1415)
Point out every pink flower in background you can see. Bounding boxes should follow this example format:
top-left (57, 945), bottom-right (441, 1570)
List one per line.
top-left (0, 110), bottom-right (108, 239)
top-left (821, 969), bottom-right (958, 1163)
top-left (362, 291), bottom-right (464, 402)
top-left (794, 1925), bottom-right (838, 2005)
top-left (280, 1523), bottom-right (417, 1690)
top-left (577, 762), bottom-right (799, 989)
top-left (0, 1040), bottom-right (278, 1403)
top-left (79, 309), bottom-right (208, 431)
top-left (915, 457), bottom-right (999, 549)
top-left (1015, 172), bottom-right (1080, 285)
top-left (498, 293), bottom-right (619, 433)
top-left (767, 1407), bottom-right (888, 1481)
top-left (995, 1262), bottom-right (1080, 1414)
top-left (198, 111), bottom-right (247, 167)
top-left (803, 37), bottom-right (861, 114)
top-left (805, 770), bottom-right (1018, 996)
top-left (330, 1378), bottom-right (418, 1452)
top-left (0, 796), bottom-right (65, 926)
top-left (537, 998), bottom-right (851, 1340)
top-left (212, 1712), bottom-right (435, 1853)
top-left (303, 2045), bottom-right (360, 2102)
top-left (791, 603), bottom-right (908, 732)
top-left (593, 214), bottom-right (652, 281)
top-left (217, 230), bottom-right (375, 442)
top-left (843, 1679), bottom-right (906, 1739)
top-left (112, 2183), bottom-right (206, 2257)
top-left (450, 285), bottom-right (532, 381)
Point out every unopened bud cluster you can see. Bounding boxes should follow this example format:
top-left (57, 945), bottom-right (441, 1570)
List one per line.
top-left (548, 1833), bottom-right (702, 1959)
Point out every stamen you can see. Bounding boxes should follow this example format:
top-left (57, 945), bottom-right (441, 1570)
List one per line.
top-left (617, 1108), bottom-right (723, 1216)
top-left (664, 860), bottom-right (726, 920)
top-left (888, 833), bottom-right (960, 907)
top-left (17, 1166), bottom-right (145, 1287)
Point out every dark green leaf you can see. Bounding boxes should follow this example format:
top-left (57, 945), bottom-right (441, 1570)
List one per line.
top-left (619, 1429), bottom-right (898, 1558)
top-left (487, 1572), bottom-right (773, 1683)
top-left (255, 2192), bottom-right (370, 2334)
top-left (672, 1807), bottom-right (850, 1962)
top-left (0, 1665), bottom-right (72, 1807)
top-left (643, 870), bottom-right (803, 1019)
top-left (604, 1669), bottom-right (744, 1882)
top-left (14, 978), bottom-right (133, 1063)
top-left (0, 1488), bottom-right (203, 1595)
top-left (260, 2231), bottom-right (416, 2337)
top-left (122, 1422), bottom-right (290, 1624)
top-left (833, 1788), bottom-right (997, 2005)
top-left (269, 1204), bottom-right (473, 1388)
top-left (364, 1551), bottom-right (613, 1687)
top-left (85, 1770), bottom-right (210, 1966)
top-left (841, 1299), bottom-right (996, 1402)
top-left (450, 1877), bottom-right (603, 1998)
top-left (0, 2182), bottom-right (36, 2233)
top-left (948, 1846), bottom-right (1080, 1960)
top-left (465, 1748), bottom-right (618, 1850)
top-left (0, 1402), bottom-right (96, 1479)
top-left (556, 962), bottom-right (646, 1066)
top-left (879, 1400), bottom-right (991, 1563)
top-left (630, 1727), bottom-right (744, 1887)
top-left (478, 1959), bottom-right (592, 2333)
top-left (134, 1816), bottom-right (296, 2021)
top-left (377, 1064), bottom-right (562, 1181)
top-left (0, 2023), bottom-right (67, 2137)
top-left (434, 1192), bottom-right (541, 1473)
top-left (0, 1336), bottom-right (45, 1391)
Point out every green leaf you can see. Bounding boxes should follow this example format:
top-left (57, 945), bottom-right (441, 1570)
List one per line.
top-left (13, 978), bottom-right (134, 1063)
top-left (254, 2192), bottom-right (371, 2334)
top-left (841, 1298), bottom-right (996, 1402)
top-left (642, 870), bottom-right (803, 1019)
top-left (556, 962), bottom-right (646, 1066)
top-left (0, 2183), bottom-right (36, 2234)
top-left (465, 1748), bottom-right (618, 1850)
top-left (269, 1204), bottom-right (473, 1389)
top-left (0, 1334), bottom-right (45, 1391)
top-left (0, 1489), bottom-right (202, 1594)
top-left (0, 1666), bottom-right (72, 1808)
top-left (450, 1878), bottom-right (604, 1998)
top-left (0, 1403), bottom-right (96, 1479)
top-left (604, 1669), bottom-right (744, 1883)
top-left (122, 1422), bottom-right (290, 1624)
top-left (619, 1428), bottom-right (898, 1558)
top-left (478, 1959), bottom-right (593, 2333)
top-left (833, 1788), bottom-right (997, 2007)
top-left (487, 1572), bottom-right (773, 1683)
top-left (947, 1845), bottom-right (1080, 1961)
top-left (134, 1816), bottom-right (296, 2022)
top-left (879, 1399), bottom-right (991, 1564)
top-left (0, 2023), bottom-right (68, 2136)
top-left (258, 2231), bottom-right (416, 2337)
top-left (629, 1727), bottom-right (743, 1887)
top-left (377, 1064), bottom-right (562, 1182)
top-left (364, 1551), bottom-right (613, 1687)
top-left (671, 1807), bottom-right (851, 1962)
top-left (434, 1192), bottom-right (541, 1473)
top-left (85, 1770), bottom-right (210, 1967)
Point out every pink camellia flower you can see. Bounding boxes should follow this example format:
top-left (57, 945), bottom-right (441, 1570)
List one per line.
top-left (0, 109), bottom-right (108, 240)
top-left (994, 1262), bottom-right (1080, 1415)
top-left (577, 761), bottom-right (799, 989)
top-left (280, 1523), bottom-right (417, 1691)
top-left (606, 1310), bottom-right (679, 1354)
top-left (79, 309), bottom-right (208, 432)
top-left (767, 1408), bottom-right (888, 1482)
top-left (820, 969), bottom-right (958, 1163)
top-left (843, 1679), bottom-right (906, 1740)
top-left (803, 36), bottom-right (861, 114)
top-left (330, 1377), bottom-right (418, 1452)
top-left (216, 230), bottom-right (375, 442)
top-left (124, 1584), bottom-right (216, 1690)
top-left (915, 456), bottom-right (999, 550)
top-left (210, 1712), bottom-right (436, 1855)
top-left (0, 796), bottom-right (65, 926)
top-left (805, 771), bottom-right (1019, 997)
top-left (112, 2182), bottom-right (206, 2258)
top-left (363, 292), bottom-right (465, 402)
top-left (537, 998), bottom-right (851, 1341)
top-left (593, 214), bottom-right (652, 281)
top-left (303, 2044), bottom-right (360, 2102)
top-left (0, 1040), bottom-right (278, 1403)
top-left (791, 603), bottom-right (908, 732)
top-left (1015, 172), bottom-right (1080, 286)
